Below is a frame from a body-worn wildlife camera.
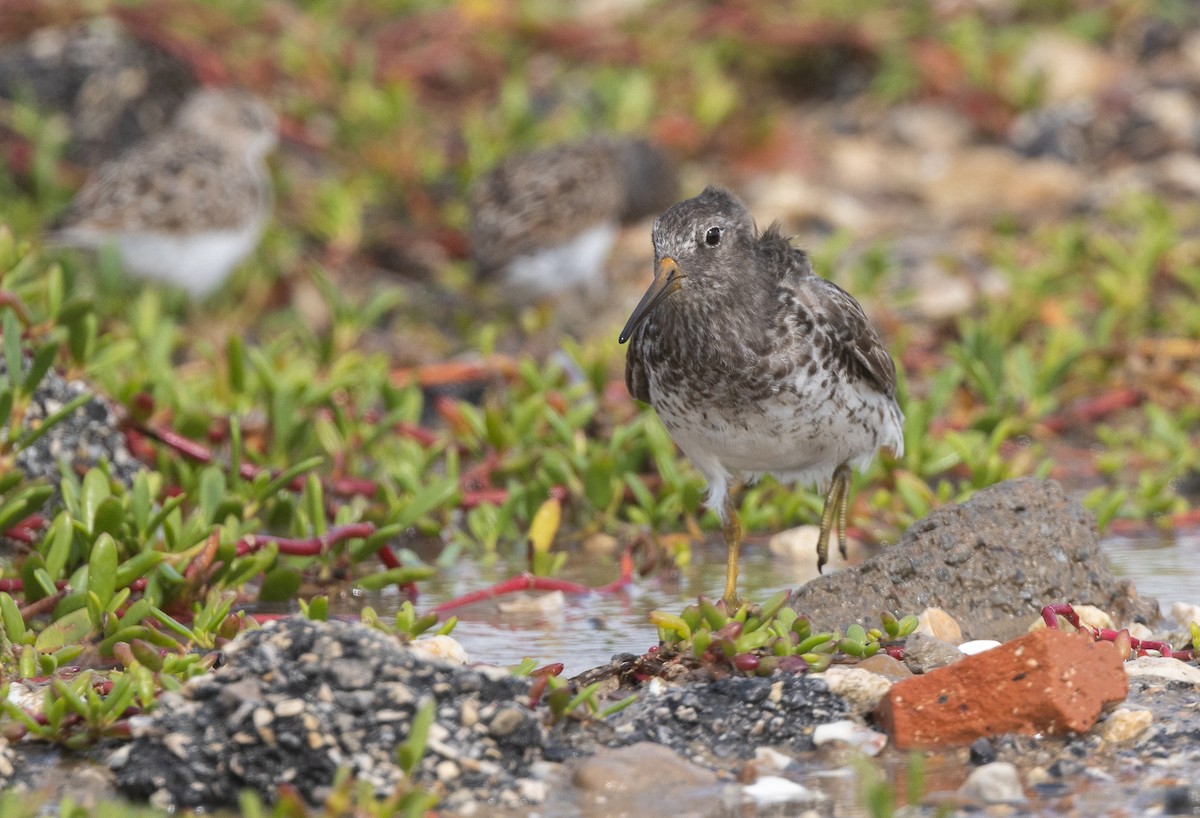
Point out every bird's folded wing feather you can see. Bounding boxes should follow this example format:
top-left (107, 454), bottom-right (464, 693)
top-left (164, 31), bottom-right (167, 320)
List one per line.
top-left (794, 276), bottom-right (898, 398)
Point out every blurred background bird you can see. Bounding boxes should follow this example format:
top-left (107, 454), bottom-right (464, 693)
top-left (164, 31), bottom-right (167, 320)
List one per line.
top-left (47, 87), bottom-right (277, 298)
top-left (468, 134), bottom-right (678, 305)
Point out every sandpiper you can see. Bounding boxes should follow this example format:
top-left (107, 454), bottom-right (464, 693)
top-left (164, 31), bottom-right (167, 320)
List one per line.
top-left (468, 135), bottom-right (677, 302)
top-left (620, 186), bottom-right (904, 606)
top-left (48, 87), bottom-right (277, 298)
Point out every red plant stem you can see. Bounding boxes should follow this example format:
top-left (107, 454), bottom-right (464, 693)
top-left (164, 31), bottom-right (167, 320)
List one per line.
top-left (432, 548), bottom-right (635, 613)
top-left (133, 424), bottom-right (381, 498)
top-left (461, 488), bottom-right (509, 507)
top-left (328, 477), bottom-right (379, 497)
top-left (3, 514), bottom-right (47, 544)
top-left (0, 291), bottom-right (34, 325)
top-left (1041, 387), bottom-right (1143, 433)
top-left (1041, 602), bottom-right (1194, 660)
top-left (235, 522), bottom-right (377, 557)
top-left (18, 590), bottom-right (67, 620)
top-left (0, 578), bottom-right (69, 593)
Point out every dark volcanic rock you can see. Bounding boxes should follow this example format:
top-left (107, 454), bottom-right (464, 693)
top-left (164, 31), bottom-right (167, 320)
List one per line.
top-left (606, 675), bottom-right (848, 761)
top-left (790, 478), bottom-right (1159, 642)
top-left (0, 359), bottom-right (141, 509)
top-left (109, 618), bottom-right (547, 812)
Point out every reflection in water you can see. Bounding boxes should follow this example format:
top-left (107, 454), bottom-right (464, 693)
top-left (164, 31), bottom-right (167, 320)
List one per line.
top-left (384, 529), bottom-right (1200, 676)
top-left (407, 537), bottom-right (792, 677)
top-left (1102, 530), bottom-right (1200, 609)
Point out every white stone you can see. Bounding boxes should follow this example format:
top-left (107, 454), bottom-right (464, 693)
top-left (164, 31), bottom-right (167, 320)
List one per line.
top-left (959, 761), bottom-right (1026, 804)
top-left (1096, 708), bottom-right (1153, 743)
top-left (812, 720), bottom-right (888, 756)
top-left (914, 607), bottom-right (963, 644)
top-left (753, 746), bottom-right (795, 771)
top-left (1170, 601), bottom-right (1200, 629)
top-left (1125, 656), bottom-right (1200, 685)
top-left (742, 776), bottom-right (817, 806)
top-left (958, 640), bottom-right (1001, 655)
top-left (409, 634), bottom-right (469, 666)
top-left (1013, 32), bottom-right (1120, 103)
top-left (767, 524), bottom-right (850, 579)
top-left (820, 667), bottom-right (893, 716)
top-left (1126, 622), bottom-right (1155, 642)
top-left (496, 591), bottom-right (565, 616)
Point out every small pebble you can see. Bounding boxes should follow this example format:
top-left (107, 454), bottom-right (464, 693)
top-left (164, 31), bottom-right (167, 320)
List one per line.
top-left (959, 761), bottom-right (1026, 804)
top-left (958, 639), bottom-right (1002, 655)
top-left (742, 776), bottom-right (817, 806)
top-left (812, 720), bottom-right (888, 756)
top-left (1096, 708), bottom-right (1153, 743)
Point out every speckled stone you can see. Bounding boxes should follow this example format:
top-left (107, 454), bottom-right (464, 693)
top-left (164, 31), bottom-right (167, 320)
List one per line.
top-left (109, 617), bottom-right (547, 811)
top-left (1, 359), bottom-right (142, 516)
top-left (607, 674), bottom-right (849, 760)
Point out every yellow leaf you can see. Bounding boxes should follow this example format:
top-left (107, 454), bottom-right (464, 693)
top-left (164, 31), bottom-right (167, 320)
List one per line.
top-left (528, 497), bottom-right (562, 554)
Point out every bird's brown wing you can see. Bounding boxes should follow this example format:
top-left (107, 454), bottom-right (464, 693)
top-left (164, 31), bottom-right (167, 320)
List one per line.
top-left (794, 276), bottom-right (897, 398)
top-left (468, 139), bottom-right (626, 275)
top-left (624, 328), bottom-right (652, 404)
top-left (55, 131), bottom-right (263, 233)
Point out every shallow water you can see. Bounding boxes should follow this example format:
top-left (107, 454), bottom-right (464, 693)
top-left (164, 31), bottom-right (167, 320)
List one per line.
top-left (397, 530), bottom-right (1200, 676)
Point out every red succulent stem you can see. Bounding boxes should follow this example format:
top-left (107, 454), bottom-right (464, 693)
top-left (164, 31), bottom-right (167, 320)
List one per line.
top-left (235, 522), bottom-right (377, 556)
top-left (1041, 602), bottom-right (1195, 661)
top-left (432, 546), bottom-right (635, 613)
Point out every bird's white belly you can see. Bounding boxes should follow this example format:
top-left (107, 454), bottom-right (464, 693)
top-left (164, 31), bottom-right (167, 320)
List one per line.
top-left (110, 222), bottom-right (264, 297)
top-left (650, 368), bottom-right (903, 489)
top-left (503, 222), bottom-right (617, 298)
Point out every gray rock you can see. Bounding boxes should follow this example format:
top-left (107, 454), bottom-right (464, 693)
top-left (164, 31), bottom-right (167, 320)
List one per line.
top-left (1, 359), bottom-right (142, 515)
top-left (790, 479), bottom-right (1159, 642)
top-left (901, 631), bottom-right (963, 674)
top-left (606, 675), bottom-right (848, 760)
top-left (959, 761), bottom-right (1026, 803)
top-left (110, 618), bottom-right (546, 810)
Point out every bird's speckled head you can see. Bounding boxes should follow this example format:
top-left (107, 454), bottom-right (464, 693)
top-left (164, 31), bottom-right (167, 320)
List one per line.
top-left (651, 185), bottom-right (756, 274)
top-left (619, 186), bottom-right (756, 343)
top-left (176, 88), bottom-right (278, 159)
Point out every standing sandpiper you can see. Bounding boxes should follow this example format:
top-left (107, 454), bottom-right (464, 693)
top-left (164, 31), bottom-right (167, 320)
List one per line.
top-left (620, 186), bottom-right (904, 606)
top-left (469, 135), bottom-right (677, 302)
top-left (49, 88), bottom-right (277, 298)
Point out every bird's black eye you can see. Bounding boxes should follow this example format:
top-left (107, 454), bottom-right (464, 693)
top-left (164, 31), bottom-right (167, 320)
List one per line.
top-left (705, 226), bottom-right (722, 246)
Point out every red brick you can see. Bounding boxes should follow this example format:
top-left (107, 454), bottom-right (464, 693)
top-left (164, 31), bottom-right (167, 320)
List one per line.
top-left (874, 628), bottom-right (1127, 750)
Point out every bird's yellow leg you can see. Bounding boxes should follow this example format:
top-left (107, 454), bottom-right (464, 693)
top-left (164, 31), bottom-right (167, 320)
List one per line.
top-left (815, 464), bottom-right (851, 574)
top-left (722, 494), bottom-right (742, 609)
top-left (835, 464), bottom-right (851, 561)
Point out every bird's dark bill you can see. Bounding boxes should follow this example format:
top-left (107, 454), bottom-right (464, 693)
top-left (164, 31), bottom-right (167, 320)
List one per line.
top-left (619, 256), bottom-right (682, 343)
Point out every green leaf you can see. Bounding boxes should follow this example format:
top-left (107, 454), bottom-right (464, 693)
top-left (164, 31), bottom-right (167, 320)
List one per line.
top-left (227, 334), bottom-right (246, 395)
top-left (258, 567), bottom-right (303, 602)
top-left (114, 550), bottom-right (166, 589)
top-left (21, 338), bottom-right (58, 396)
top-left (88, 534), bottom-right (119, 610)
top-left (300, 595), bottom-right (328, 621)
top-left (0, 386), bottom-right (11, 428)
top-left (2, 309), bottom-right (21, 382)
top-left (41, 514), bottom-right (74, 581)
top-left (396, 698), bottom-right (436, 775)
top-left (91, 496), bottom-right (125, 541)
top-left (0, 593), bottom-right (26, 643)
top-left (34, 606), bottom-right (94, 652)
top-left (80, 469), bottom-right (111, 534)
top-left (356, 565), bottom-right (436, 591)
